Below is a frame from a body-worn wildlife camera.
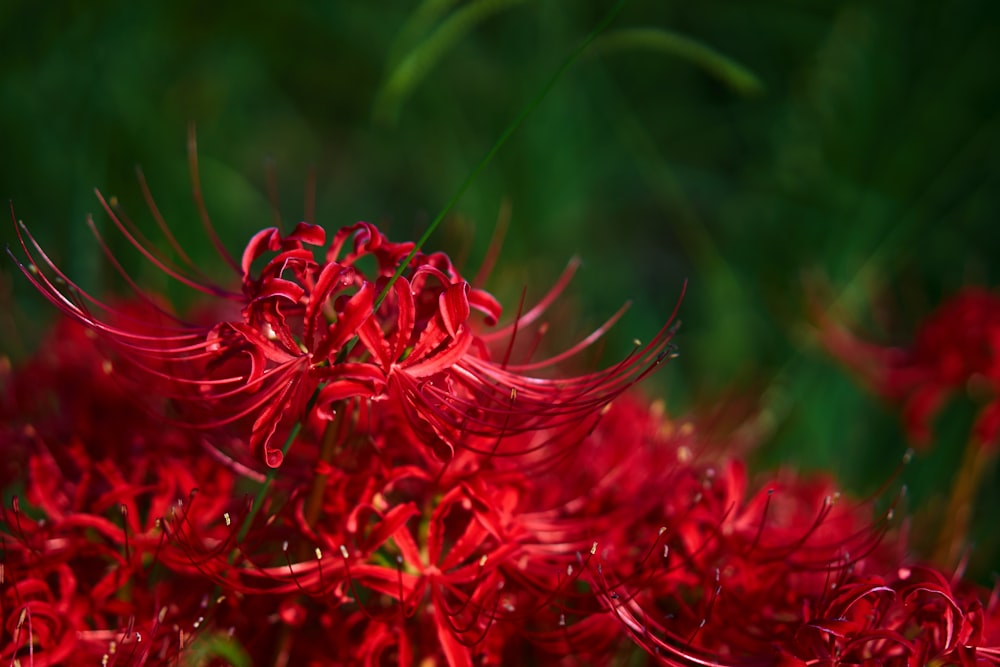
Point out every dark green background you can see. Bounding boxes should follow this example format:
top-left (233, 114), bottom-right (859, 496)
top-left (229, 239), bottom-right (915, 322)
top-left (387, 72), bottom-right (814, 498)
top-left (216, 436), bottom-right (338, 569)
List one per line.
top-left (2, 1), bottom-right (999, 578)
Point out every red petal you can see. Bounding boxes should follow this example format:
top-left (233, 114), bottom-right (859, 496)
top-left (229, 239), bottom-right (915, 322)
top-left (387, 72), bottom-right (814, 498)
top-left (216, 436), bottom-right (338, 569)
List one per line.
top-left (286, 221), bottom-right (326, 246)
top-left (313, 380), bottom-right (376, 420)
top-left (313, 281), bottom-right (375, 360)
top-left (436, 611), bottom-right (474, 667)
top-left (363, 502), bottom-right (419, 554)
top-left (241, 227), bottom-right (280, 277)
top-left (439, 282), bottom-right (471, 339)
top-left (390, 277), bottom-right (415, 362)
top-left (469, 287), bottom-right (501, 326)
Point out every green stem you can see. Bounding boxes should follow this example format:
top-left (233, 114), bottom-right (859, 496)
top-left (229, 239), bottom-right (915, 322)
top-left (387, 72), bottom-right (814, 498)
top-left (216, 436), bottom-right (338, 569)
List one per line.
top-left (234, 390), bottom-right (320, 548)
top-left (932, 437), bottom-right (993, 567)
top-left (234, 420), bottom-right (304, 546)
top-left (296, 411), bottom-right (348, 561)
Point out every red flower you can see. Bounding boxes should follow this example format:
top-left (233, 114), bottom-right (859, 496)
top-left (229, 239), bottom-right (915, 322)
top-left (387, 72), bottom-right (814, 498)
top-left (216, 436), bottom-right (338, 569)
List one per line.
top-left (12, 180), bottom-right (681, 469)
top-left (820, 287), bottom-right (1000, 449)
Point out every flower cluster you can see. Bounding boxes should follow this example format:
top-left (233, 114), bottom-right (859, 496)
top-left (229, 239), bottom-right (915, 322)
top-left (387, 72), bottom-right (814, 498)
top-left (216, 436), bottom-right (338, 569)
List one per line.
top-left (4, 177), bottom-right (1000, 665)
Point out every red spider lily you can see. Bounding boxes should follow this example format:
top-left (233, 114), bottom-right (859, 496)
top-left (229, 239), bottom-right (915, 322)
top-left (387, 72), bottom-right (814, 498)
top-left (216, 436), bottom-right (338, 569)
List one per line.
top-left (10, 173), bottom-right (681, 469)
top-left (820, 287), bottom-right (1000, 450)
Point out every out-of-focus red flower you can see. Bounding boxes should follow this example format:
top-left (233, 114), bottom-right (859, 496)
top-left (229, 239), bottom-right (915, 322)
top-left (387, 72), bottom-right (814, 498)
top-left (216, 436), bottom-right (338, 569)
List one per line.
top-left (573, 405), bottom-right (1000, 666)
top-left (820, 287), bottom-right (1000, 450)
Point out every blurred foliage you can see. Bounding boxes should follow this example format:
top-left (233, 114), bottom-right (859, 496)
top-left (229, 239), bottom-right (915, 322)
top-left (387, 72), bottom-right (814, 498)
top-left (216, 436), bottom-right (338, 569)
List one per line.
top-left (2, 0), bottom-right (999, 578)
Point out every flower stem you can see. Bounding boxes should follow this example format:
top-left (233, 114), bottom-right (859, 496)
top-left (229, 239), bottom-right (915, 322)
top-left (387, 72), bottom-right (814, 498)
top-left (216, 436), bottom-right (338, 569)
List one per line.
top-left (932, 436), bottom-right (993, 567)
top-left (303, 415), bottom-right (342, 532)
top-left (234, 392), bottom-right (319, 548)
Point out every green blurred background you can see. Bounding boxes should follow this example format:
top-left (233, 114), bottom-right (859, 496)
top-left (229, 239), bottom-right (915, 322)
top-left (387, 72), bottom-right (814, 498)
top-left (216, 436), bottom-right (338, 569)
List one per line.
top-left (2, 1), bottom-right (999, 579)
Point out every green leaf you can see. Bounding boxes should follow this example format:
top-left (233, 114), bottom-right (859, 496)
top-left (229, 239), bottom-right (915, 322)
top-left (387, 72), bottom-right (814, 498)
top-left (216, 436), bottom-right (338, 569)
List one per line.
top-left (593, 27), bottom-right (764, 96)
top-left (186, 631), bottom-right (252, 667)
top-left (374, 0), bottom-right (530, 125)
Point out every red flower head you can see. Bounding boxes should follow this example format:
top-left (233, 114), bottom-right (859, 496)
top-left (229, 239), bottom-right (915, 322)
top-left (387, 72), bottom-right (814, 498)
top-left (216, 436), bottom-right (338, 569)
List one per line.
top-left (820, 287), bottom-right (1000, 450)
top-left (11, 174), bottom-right (681, 470)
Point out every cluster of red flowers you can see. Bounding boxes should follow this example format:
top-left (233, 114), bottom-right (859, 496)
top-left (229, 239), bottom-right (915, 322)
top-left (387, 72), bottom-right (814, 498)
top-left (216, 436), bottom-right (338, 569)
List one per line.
top-left (3, 181), bottom-right (1000, 665)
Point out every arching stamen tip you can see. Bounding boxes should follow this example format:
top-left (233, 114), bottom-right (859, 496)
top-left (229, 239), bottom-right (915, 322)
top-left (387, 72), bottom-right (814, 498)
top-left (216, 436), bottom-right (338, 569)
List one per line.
top-left (590, 541), bottom-right (598, 555)
top-left (339, 544), bottom-right (349, 559)
top-left (223, 512), bottom-right (231, 526)
top-left (316, 547), bottom-right (324, 560)
top-left (903, 447), bottom-right (915, 464)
